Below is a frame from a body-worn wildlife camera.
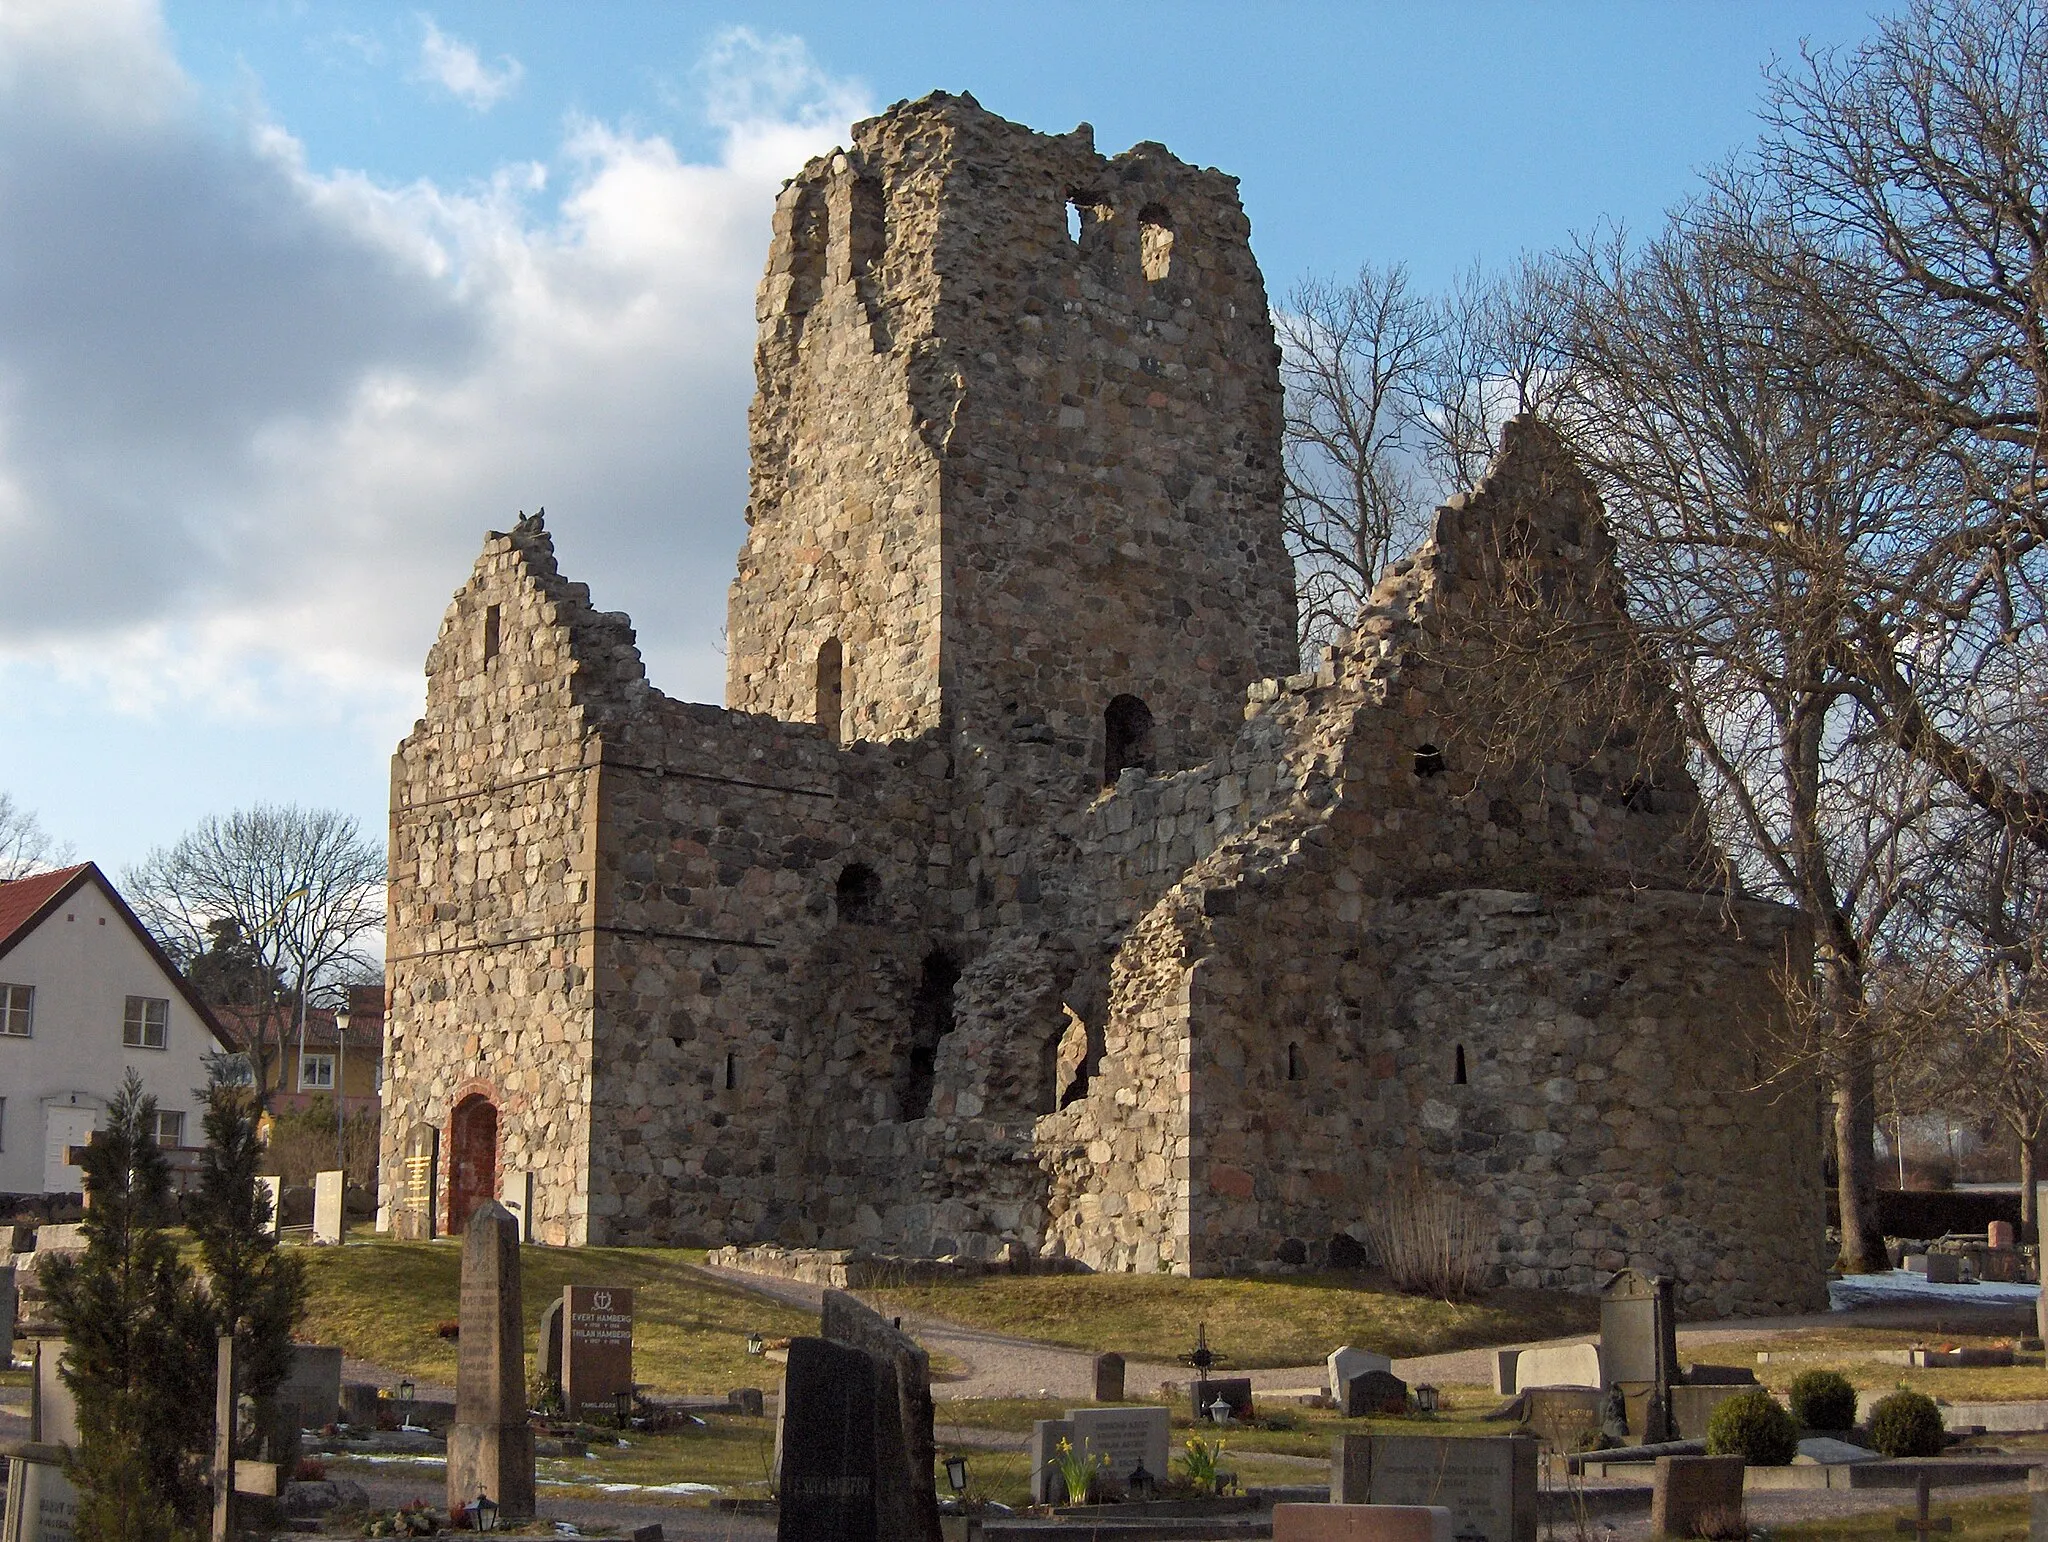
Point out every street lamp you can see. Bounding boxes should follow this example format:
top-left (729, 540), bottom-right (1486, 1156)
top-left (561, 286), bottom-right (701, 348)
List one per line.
top-left (333, 996), bottom-right (351, 1175)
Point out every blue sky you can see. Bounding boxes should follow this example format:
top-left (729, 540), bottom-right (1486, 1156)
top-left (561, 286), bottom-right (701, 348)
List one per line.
top-left (0, 0), bottom-right (1897, 886)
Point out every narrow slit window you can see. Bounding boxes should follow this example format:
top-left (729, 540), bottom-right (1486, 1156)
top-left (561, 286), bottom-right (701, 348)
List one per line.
top-left (1103, 694), bottom-right (1155, 786)
top-left (1454, 1044), bottom-right (1468, 1085)
top-left (724, 1052), bottom-right (738, 1092)
top-left (1138, 204), bottom-right (1174, 282)
top-left (836, 863), bottom-right (880, 923)
top-left (1287, 1042), bottom-right (1303, 1082)
top-left (816, 638), bottom-right (844, 744)
top-left (482, 603), bottom-right (502, 664)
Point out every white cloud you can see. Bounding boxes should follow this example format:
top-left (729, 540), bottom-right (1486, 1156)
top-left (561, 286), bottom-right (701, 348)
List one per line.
top-left (0, 1), bottom-right (869, 745)
top-left (415, 15), bottom-right (525, 112)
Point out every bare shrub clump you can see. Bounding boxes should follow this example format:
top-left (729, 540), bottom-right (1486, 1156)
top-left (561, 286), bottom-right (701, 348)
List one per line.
top-left (1359, 1170), bottom-right (1495, 1299)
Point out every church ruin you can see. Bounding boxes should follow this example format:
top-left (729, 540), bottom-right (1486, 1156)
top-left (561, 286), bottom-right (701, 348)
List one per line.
top-left (378, 92), bottom-right (1828, 1315)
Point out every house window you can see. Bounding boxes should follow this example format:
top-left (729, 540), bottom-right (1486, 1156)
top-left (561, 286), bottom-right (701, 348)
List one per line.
top-left (152, 1110), bottom-right (185, 1147)
top-left (300, 1052), bottom-right (336, 1091)
top-left (123, 995), bottom-right (168, 1049)
top-left (0, 983), bottom-right (31, 1036)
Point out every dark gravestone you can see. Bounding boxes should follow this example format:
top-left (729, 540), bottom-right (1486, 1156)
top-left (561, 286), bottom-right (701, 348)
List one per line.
top-left (396, 1125), bottom-right (438, 1242)
top-left (819, 1289), bottom-right (941, 1542)
top-left (1650, 1455), bottom-right (1744, 1540)
top-left (729, 1387), bottom-right (765, 1418)
top-left (1194, 1376), bottom-right (1255, 1422)
top-left (1670, 1383), bottom-right (1754, 1442)
top-left (1519, 1387), bottom-right (1604, 1454)
top-left (537, 1297), bottom-right (564, 1388)
top-left (1333, 1432), bottom-right (1537, 1542)
top-left (561, 1285), bottom-right (634, 1420)
top-left (777, 1336), bottom-right (880, 1542)
top-left (1094, 1351), bottom-right (1125, 1403)
top-left (1343, 1370), bottom-right (1410, 1418)
top-left (446, 1201), bottom-right (535, 1521)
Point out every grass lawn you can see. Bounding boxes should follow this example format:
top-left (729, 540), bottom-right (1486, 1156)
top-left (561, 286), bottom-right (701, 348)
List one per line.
top-left (296, 1237), bottom-right (814, 1394)
top-left (1772, 1493), bottom-right (2026, 1540)
top-left (862, 1272), bottom-right (1596, 1368)
top-left (1703, 1326), bottom-right (2048, 1404)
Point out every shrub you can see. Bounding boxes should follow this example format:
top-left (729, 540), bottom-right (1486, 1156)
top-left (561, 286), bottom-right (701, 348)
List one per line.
top-left (1358, 1168), bottom-right (1494, 1299)
top-left (1704, 1387), bottom-right (1798, 1466)
top-left (1868, 1390), bottom-right (1945, 1457)
top-left (1788, 1369), bottom-right (1858, 1431)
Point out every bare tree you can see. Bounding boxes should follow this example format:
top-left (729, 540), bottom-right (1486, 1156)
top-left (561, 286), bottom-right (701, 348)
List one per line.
top-left (0, 792), bottom-right (73, 881)
top-left (124, 806), bottom-right (384, 1108)
top-left (1278, 265), bottom-right (1440, 654)
top-left (1417, 253), bottom-right (1576, 494)
top-left (1717, 0), bottom-right (2048, 850)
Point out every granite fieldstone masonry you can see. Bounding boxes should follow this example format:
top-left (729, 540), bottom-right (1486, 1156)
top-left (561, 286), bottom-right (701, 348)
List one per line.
top-left (378, 91), bottom-right (1827, 1315)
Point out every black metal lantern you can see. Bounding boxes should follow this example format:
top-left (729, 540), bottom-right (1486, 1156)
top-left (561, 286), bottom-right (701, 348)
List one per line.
top-left (1414, 1383), bottom-right (1440, 1414)
top-left (396, 1378), bottom-right (416, 1431)
top-left (472, 1489), bottom-right (499, 1532)
top-left (746, 1330), bottom-right (765, 1356)
top-left (1129, 1462), bottom-right (1156, 1499)
top-left (616, 1388), bottom-right (634, 1429)
top-left (945, 1455), bottom-right (969, 1493)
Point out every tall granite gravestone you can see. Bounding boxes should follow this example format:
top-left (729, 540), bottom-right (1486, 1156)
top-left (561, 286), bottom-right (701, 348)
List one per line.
top-left (537, 1297), bottom-right (565, 1388)
top-left (1093, 1352), bottom-right (1125, 1403)
top-left (1332, 1433), bottom-right (1537, 1542)
top-left (446, 1201), bottom-right (535, 1521)
top-left (1028, 1417), bottom-right (1075, 1504)
top-left (1600, 1270), bottom-right (1676, 1440)
top-left (32, 1339), bottom-right (79, 1447)
top-left (778, 1336), bottom-right (881, 1541)
top-left (256, 1176), bottom-right (283, 1238)
top-left (562, 1286), bottom-right (635, 1419)
top-left (501, 1171), bottom-right (536, 1243)
top-left (312, 1171), bottom-right (345, 1245)
top-left (817, 1290), bottom-right (941, 1542)
top-left (396, 1125), bottom-right (438, 1242)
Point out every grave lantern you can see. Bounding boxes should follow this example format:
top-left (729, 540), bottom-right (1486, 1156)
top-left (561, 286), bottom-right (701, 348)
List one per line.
top-left (1414, 1383), bottom-right (1440, 1414)
top-left (746, 1330), bottom-right (765, 1356)
top-left (472, 1489), bottom-right (499, 1532)
top-left (396, 1377), bottom-right (416, 1430)
top-left (615, 1388), bottom-right (634, 1429)
top-left (946, 1455), bottom-right (969, 1493)
top-left (1129, 1462), bottom-right (1157, 1499)
top-left (1207, 1395), bottom-right (1233, 1425)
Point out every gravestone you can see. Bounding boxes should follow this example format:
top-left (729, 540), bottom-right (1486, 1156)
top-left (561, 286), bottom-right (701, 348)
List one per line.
top-left (445, 1201), bottom-right (535, 1521)
top-left (1093, 1351), bottom-right (1125, 1403)
top-left (1344, 1370), bottom-right (1411, 1418)
top-left (1670, 1383), bottom-right (1754, 1442)
top-left (2028, 1464), bottom-right (2047, 1542)
top-left (1, 1442), bottom-right (80, 1541)
top-left (1649, 1455), bottom-right (1744, 1540)
top-left (341, 1383), bottom-right (380, 1427)
top-left (256, 1175), bottom-right (283, 1238)
top-left (1193, 1376), bottom-right (1254, 1422)
top-left (312, 1170), bottom-right (345, 1245)
top-left (32, 1339), bottom-right (78, 1447)
top-left (1029, 1417), bottom-right (1077, 1504)
top-left (1329, 1346), bottom-right (1394, 1402)
top-left (778, 1336), bottom-right (881, 1541)
top-left (537, 1297), bottom-right (564, 1387)
top-left (1332, 1433), bottom-right (1537, 1542)
top-left (1069, 1406), bottom-right (1171, 1494)
top-left (1512, 1342), bottom-right (1603, 1391)
top-left (279, 1346), bottom-right (345, 1427)
top-left (1491, 1350), bottom-right (1520, 1396)
top-left (1990, 1220), bottom-right (2016, 1251)
top-left (1519, 1387), bottom-right (1604, 1454)
top-left (561, 1285), bottom-right (635, 1420)
top-left (1273, 1505), bottom-right (1453, 1542)
top-left (1600, 1271), bottom-right (1676, 1442)
top-left (500, 1170), bottom-right (536, 1242)
top-left (818, 1289), bottom-right (941, 1542)
top-left (729, 1387), bottom-right (765, 1418)
top-left (1, 1263), bottom-right (15, 1361)
top-left (396, 1124), bottom-right (438, 1242)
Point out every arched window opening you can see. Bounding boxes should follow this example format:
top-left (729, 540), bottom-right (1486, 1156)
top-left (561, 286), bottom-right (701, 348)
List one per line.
top-left (1287, 1042), bottom-right (1304, 1082)
top-left (895, 950), bottom-right (961, 1122)
top-left (1103, 695), bottom-right (1155, 786)
top-left (1052, 1007), bottom-right (1104, 1112)
top-left (724, 1052), bottom-right (738, 1092)
top-left (1066, 199), bottom-right (1084, 244)
top-left (816, 638), bottom-right (844, 744)
top-left (447, 1094), bottom-right (498, 1235)
top-left (1454, 1044), bottom-right (1468, 1085)
top-left (1067, 191), bottom-right (1108, 253)
top-left (1138, 204), bottom-right (1174, 282)
top-left (1414, 743), bottom-right (1446, 778)
top-left (482, 604), bottom-right (502, 664)
top-left (836, 863), bottom-right (880, 924)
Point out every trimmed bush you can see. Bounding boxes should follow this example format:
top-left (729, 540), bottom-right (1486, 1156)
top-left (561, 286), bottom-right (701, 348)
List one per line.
top-left (1868, 1390), bottom-right (1945, 1457)
top-left (1705, 1387), bottom-right (1798, 1466)
top-left (1788, 1369), bottom-right (1858, 1432)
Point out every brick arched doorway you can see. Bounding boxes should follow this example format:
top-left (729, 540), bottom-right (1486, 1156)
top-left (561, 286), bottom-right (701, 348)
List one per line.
top-left (447, 1093), bottom-right (498, 1236)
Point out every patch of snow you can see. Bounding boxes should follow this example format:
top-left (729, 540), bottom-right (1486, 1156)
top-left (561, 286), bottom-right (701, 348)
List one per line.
top-left (1829, 1271), bottom-right (2039, 1310)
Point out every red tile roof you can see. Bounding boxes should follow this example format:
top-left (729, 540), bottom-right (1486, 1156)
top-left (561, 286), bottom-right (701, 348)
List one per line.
top-left (0, 862), bottom-right (91, 951)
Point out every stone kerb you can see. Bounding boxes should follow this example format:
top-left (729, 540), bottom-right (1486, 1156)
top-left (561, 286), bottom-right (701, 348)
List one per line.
top-left (1275, 1505), bottom-right (1454, 1542)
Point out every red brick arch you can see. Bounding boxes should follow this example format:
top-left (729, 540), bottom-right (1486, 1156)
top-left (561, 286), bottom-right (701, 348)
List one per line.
top-left (447, 1079), bottom-right (500, 1235)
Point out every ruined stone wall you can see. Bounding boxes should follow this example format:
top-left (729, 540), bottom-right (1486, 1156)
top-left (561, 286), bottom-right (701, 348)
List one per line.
top-left (381, 516), bottom-right (643, 1245)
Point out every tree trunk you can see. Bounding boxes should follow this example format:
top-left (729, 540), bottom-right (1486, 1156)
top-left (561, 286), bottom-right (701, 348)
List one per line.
top-left (2023, 1137), bottom-right (2039, 1247)
top-left (1834, 1036), bottom-right (1888, 1273)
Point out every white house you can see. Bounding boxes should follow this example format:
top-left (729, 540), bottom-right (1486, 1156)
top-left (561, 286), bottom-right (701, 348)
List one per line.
top-left (0, 862), bottom-right (235, 1196)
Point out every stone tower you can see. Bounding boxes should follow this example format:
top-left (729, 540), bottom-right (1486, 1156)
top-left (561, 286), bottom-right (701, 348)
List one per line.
top-left (725, 92), bottom-right (1298, 785)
